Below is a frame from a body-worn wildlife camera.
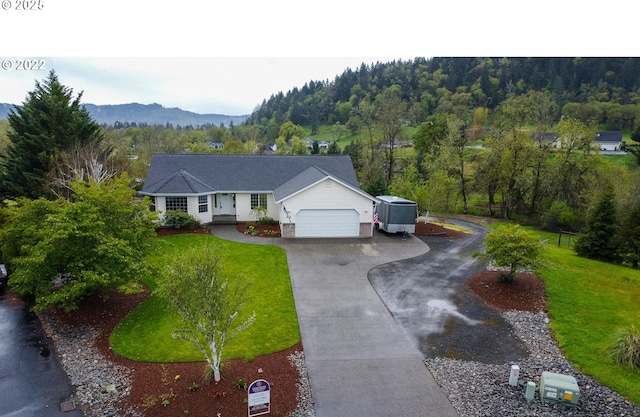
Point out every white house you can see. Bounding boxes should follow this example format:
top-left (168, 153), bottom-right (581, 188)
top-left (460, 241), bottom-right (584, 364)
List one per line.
top-left (140, 154), bottom-right (377, 238)
top-left (594, 131), bottom-right (623, 151)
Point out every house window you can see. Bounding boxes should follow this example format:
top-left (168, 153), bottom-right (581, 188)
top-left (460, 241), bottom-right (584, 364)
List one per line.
top-left (213, 194), bottom-right (217, 208)
top-left (251, 193), bottom-right (267, 209)
top-left (148, 196), bottom-right (156, 211)
top-left (198, 195), bottom-right (208, 213)
top-left (166, 196), bottom-right (188, 212)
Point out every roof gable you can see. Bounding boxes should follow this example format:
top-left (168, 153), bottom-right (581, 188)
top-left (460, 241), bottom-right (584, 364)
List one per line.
top-left (143, 169), bottom-right (215, 194)
top-left (273, 166), bottom-right (329, 202)
top-left (273, 165), bottom-right (375, 203)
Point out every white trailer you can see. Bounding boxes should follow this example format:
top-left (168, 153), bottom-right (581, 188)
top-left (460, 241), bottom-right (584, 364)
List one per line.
top-left (375, 195), bottom-right (417, 234)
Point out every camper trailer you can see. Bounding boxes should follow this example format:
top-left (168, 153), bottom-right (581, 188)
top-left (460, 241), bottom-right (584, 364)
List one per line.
top-left (375, 195), bottom-right (417, 234)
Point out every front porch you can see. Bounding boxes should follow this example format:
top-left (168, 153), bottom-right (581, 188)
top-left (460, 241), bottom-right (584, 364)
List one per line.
top-left (210, 214), bottom-right (237, 225)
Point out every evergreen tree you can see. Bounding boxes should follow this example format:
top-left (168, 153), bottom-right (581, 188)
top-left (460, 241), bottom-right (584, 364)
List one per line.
top-left (327, 141), bottom-right (340, 154)
top-left (311, 140), bottom-right (320, 154)
top-left (574, 189), bottom-right (620, 263)
top-left (0, 70), bottom-right (104, 199)
top-left (618, 202), bottom-right (640, 268)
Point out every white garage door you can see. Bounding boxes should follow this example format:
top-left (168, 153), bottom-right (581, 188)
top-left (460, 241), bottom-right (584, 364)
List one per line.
top-left (296, 209), bottom-right (360, 237)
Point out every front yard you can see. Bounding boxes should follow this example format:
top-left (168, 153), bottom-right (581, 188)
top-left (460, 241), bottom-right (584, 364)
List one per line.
top-left (110, 233), bottom-right (300, 362)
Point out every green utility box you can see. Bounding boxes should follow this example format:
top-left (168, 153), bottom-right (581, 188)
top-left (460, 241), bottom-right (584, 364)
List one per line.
top-left (539, 371), bottom-right (580, 407)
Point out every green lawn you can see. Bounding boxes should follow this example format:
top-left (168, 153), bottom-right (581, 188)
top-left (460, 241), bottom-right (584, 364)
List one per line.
top-left (528, 228), bottom-right (640, 405)
top-left (110, 234), bottom-right (300, 362)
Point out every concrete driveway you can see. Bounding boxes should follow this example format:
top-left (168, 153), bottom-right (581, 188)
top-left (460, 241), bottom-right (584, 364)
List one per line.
top-left (212, 226), bottom-right (459, 417)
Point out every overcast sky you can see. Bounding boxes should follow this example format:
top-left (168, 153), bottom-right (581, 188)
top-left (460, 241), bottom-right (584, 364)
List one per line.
top-left (0, 57), bottom-right (399, 115)
top-left (1, 1), bottom-right (638, 116)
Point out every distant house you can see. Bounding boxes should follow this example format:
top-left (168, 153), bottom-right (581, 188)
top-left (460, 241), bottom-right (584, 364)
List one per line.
top-left (302, 137), bottom-right (315, 148)
top-left (531, 132), bottom-right (560, 148)
top-left (140, 154), bottom-right (377, 238)
top-left (380, 139), bottom-right (411, 149)
top-left (318, 140), bottom-right (331, 150)
top-left (537, 131), bottom-right (622, 151)
top-left (595, 131), bottom-right (623, 151)
top-left (206, 141), bottom-right (224, 149)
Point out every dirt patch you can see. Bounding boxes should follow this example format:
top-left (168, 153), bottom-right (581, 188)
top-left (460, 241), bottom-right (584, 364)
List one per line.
top-left (414, 221), bottom-right (465, 239)
top-left (47, 287), bottom-right (301, 417)
top-left (467, 270), bottom-right (547, 312)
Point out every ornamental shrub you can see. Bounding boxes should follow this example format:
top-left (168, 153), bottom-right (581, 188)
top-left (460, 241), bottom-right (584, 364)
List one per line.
top-left (163, 210), bottom-right (201, 229)
top-left (610, 325), bottom-right (640, 369)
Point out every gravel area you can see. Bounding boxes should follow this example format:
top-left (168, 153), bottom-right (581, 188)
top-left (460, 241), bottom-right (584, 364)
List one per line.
top-left (287, 351), bottom-right (315, 417)
top-left (425, 310), bottom-right (640, 417)
top-left (38, 316), bottom-right (138, 417)
top-left (39, 310), bottom-right (314, 417)
top-left (37, 305), bottom-right (639, 417)
top-left (37, 291), bottom-right (638, 417)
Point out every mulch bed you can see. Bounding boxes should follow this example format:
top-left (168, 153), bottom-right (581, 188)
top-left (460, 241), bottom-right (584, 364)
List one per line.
top-left (467, 270), bottom-right (547, 312)
top-left (236, 222), bottom-right (281, 237)
top-left (48, 288), bottom-right (301, 417)
top-left (414, 221), bottom-right (466, 239)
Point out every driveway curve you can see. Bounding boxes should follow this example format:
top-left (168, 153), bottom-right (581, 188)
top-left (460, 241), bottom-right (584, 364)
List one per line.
top-left (369, 218), bottom-right (529, 364)
top-left (210, 225), bottom-right (459, 417)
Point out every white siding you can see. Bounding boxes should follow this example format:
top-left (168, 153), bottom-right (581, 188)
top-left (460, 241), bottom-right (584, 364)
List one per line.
top-left (235, 193), bottom-right (278, 222)
top-left (597, 142), bottom-right (620, 151)
top-left (281, 178), bottom-right (373, 224)
top-left (153, 195), bottom-right (212, 225)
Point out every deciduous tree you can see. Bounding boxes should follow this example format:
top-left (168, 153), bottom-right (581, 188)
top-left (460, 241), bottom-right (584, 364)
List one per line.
top-left (375, 86), bottom-right (407, 184)
top-left (157, 244), bottom-right (255, 383)
top-left (0, 174), bottom-right (158, 310)
top-left (475, 224), bottom-right (545, 282)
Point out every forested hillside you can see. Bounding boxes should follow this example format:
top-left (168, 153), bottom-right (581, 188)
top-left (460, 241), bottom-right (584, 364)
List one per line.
top-left (246, 57), bottom-right (640, 137)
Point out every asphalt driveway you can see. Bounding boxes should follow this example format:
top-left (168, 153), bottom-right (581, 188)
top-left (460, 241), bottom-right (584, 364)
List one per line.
top-left (0, 292), bottom-right (82, 417)
top-left (368, 218), bottom-right (529, 363)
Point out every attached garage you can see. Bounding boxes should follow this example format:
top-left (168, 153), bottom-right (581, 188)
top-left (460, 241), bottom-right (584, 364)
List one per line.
top-left (295, 209), bottom-right (360, 237)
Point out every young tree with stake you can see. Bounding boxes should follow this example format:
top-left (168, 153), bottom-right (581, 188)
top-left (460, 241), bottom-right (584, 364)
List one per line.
top-left (157, 244), bottom-right (255, 383)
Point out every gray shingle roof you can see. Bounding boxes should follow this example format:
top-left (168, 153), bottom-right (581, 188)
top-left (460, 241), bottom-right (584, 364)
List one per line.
top-left (273, 165), bottom-right (333, 202)
top-left (143, 168), bottom-right (215, 194)
top-left (595, 131), bottom-right (623, 142)
top-left (141, 154), bottom-right (361, 195)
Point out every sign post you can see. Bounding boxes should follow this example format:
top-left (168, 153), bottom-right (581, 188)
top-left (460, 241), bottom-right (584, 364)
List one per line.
top-left (247, 379), bottom-right (270, 416)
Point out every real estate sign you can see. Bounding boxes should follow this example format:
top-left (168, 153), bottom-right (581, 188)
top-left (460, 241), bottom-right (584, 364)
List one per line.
top-left (248, 379), bottom-right (271, 416)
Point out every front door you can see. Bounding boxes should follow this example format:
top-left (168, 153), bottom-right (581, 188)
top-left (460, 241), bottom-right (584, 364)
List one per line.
top-left (220, 194), bottom-right (232, 215)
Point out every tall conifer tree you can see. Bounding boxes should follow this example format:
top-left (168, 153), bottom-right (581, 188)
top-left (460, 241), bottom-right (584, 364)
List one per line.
top-left (0, 70), bottom-right (103, 199)
top-left (574, 189), bottom-right (620, 263)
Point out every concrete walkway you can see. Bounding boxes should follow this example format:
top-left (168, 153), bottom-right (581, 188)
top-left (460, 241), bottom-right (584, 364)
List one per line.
top-left (210, 225), bottom-right (459, 417)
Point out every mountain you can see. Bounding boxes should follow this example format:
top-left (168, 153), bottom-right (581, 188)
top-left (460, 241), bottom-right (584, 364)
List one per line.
top-left (0, 102), bottom-right (249, 127)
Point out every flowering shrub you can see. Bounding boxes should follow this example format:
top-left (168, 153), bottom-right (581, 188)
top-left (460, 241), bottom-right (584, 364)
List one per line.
top-left (244, 224), bottom-right (258, 236)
